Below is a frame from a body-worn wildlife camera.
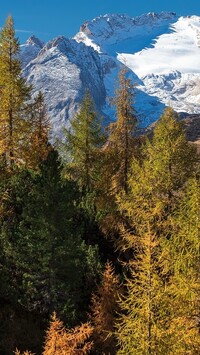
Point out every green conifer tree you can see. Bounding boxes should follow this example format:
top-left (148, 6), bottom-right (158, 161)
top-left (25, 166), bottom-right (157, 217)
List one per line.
top-left (0, 150), bottom-right (101, 324)
top-left (26, 91), bottom-right (51, 170)
top-left (64, 90), bottom-right (105, 193)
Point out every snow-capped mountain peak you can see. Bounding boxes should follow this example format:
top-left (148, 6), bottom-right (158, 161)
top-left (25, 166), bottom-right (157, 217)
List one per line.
top-left (74, 12), bottom-right (177, 52)
top-left (75, 12), bottom-right (200, 120)
top-left (25, 35), bottom-right (45, 48)
top-left (20, 11), bottom-right (200, 139)
top-left (20, 35), bottom-right (45, 67)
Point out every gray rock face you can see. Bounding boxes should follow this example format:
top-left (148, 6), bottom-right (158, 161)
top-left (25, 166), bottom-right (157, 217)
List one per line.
top-left (22, 36), bottom-right (106, 138)
top-left (20, 35), bottom-right (45, 67)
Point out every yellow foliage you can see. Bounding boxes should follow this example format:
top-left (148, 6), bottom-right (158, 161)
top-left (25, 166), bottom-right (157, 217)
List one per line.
top-left (14, 349), bottom-right (35, 355)
top-left (90, 262), bottom-right (120, 354)
top-left (43, 312), bottom-right (93, 355)
top-left (0, 16), bottom-right (32, 169)
top-left (108, 67), bottom-right (137, 194)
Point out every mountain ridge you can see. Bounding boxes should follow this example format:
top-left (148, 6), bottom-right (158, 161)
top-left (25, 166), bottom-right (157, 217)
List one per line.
top-left (20, 11), bottom-right (200, 138)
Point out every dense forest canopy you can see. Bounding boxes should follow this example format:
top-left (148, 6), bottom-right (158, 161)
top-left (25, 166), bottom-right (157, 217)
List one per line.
top-left (0, 15), bottom-right (199, 355)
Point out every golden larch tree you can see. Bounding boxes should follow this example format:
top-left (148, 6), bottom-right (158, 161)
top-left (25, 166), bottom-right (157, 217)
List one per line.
top-left (116, 108), bottom-right (199, 354)
top-left (90, 261), bottom-right (120, 354)
top-left (108, 67), bottom-right (137, 194)
top-left (43, 312), bottom-right (93, 355)
top-left (165, 177), bottom-right (200, 354)
top-left (0, 15), bottom-right (31, 168)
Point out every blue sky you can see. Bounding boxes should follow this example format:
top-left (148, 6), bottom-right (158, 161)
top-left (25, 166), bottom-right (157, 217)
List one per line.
top-left (0, 0), bottom-right (200, 43)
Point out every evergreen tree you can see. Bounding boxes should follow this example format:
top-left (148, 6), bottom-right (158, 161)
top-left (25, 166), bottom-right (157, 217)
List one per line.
top-left (0, 16), bottom-right (31, 168)
top-left (64, 90), bottom-right (105, 193)
top-left (63, 91), bottom-right (107, 249)
top-left (26, 91), bottom-right (51, 170)
top-left (0, 150), bottom-right (101, 324)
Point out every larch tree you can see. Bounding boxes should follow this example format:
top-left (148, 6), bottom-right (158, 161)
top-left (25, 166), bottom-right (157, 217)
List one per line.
top-left (43, 312), bottom-right (93, 355)
top-left (108, 67), bottom-right (137, 194)
top-left (15, 350), bottom-right (35, 355)
top-left (116, 170), bottom-right (173, 354)
top-left (165, 177), bottom-right (200, 353)
top-left (15, 313), bottom-right (93, 355)
top-left (96, 67), bottom-right (138, 238)
top-left (116, 107), bottom-right (199, 354)
top-left (0, 15), bottom-right (31, 168)
top-left (145, 107), bottom-right (198, 212)
top-left (90, 261), bottom-right (120, 354)
top-left (117, 107), bottom-right (198, 246)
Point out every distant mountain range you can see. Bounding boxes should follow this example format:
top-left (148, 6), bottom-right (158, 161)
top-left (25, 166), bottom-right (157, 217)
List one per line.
top-left (20, 12), bottom-right (200, 138)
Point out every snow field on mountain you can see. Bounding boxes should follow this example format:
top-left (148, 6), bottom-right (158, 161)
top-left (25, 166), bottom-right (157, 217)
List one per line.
top-left (118, 16), bottom-right (200, 77)
top-left (76, 12), bottom-right (200, 116)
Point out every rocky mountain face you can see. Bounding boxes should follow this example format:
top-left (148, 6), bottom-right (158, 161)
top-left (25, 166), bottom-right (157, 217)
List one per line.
top-left (21, 12), bottom-right (200, 138)
top-left (20, 35), bottom-right (45, 67)
top-left (22, 36), bottom-right (106, 137)
top-left (75, 12), bottom-right (177, 51)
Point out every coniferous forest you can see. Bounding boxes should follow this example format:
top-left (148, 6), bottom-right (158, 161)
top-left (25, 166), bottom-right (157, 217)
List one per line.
top-left (0, 16), bottom-right (200, 355)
